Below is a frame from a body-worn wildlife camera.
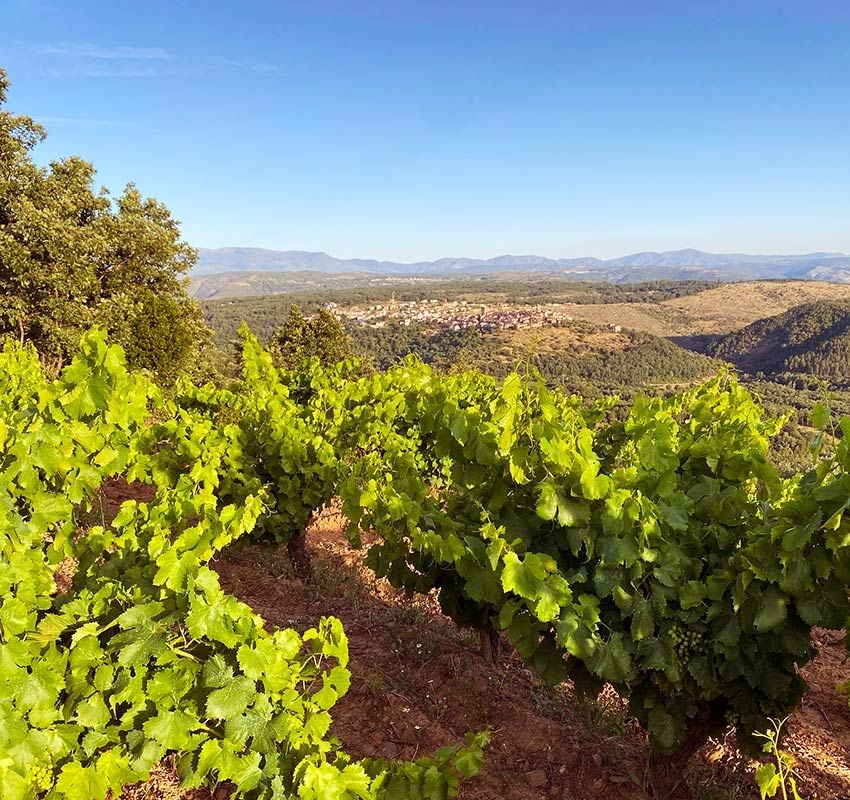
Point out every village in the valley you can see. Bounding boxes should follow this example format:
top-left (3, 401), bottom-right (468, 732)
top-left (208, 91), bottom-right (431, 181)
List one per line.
top-left (326, 298), bottom-right (624, 334)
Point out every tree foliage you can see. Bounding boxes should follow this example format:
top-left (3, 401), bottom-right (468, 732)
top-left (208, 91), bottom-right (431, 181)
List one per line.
top-left (0, 69), bottom-right (211, 383)
top-left (270, 305), bottom-right (353, 369)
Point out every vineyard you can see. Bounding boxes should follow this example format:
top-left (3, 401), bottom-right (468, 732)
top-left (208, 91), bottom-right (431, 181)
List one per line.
top-left (1, 328), bottom-right (850, 799)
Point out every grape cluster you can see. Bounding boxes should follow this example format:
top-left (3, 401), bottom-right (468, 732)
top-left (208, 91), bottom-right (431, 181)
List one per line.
top-left (724, 708), bottom-right (741, 726)
top-left (29, 761), bottom-right (53, 793)
top-left (670, 624), bottom-right (707, 661)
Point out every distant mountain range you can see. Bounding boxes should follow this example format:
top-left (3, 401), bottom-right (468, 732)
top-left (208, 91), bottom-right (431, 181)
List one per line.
top-left (191, 247), bottom-right (850, 299)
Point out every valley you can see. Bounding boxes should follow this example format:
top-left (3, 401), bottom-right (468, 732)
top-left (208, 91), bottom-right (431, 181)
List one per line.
top-left (203, 278), bottom-right (850, 342)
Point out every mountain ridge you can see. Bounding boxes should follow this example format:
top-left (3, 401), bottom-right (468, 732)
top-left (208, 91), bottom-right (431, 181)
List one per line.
top-left (194, 246), bottom-right (850, 277)
top-left (190, 247), bottom-right (850, 299)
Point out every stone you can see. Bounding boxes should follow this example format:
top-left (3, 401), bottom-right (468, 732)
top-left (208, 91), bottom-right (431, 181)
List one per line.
top-left (525, 769), bottom-right (548, 788)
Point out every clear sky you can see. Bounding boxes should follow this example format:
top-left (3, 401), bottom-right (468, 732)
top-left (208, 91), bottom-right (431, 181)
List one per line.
top-left (2, 0), bottom-right (849, 261)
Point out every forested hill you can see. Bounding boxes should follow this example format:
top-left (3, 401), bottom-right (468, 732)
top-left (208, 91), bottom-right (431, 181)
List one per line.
top-left (708, 300), bottom-right (850, 377)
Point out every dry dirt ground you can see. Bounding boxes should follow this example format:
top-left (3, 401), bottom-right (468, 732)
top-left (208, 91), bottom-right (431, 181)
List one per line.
top-left (554, 281), bottom-right (850, 339)
top-left (121, 504), bottom-right (850, 800)
top-left (488, 325), bottom-right (633, 364)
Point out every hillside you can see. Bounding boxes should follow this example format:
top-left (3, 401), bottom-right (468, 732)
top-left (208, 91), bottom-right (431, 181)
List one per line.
top-left (709, 300), bottom-right (850, 377)
top-left (342, 319), bottom-right (722, 396)
top-left (552, 281), bottom-right (850, 337)
top-left (200, 279), bottom-right (850, 397)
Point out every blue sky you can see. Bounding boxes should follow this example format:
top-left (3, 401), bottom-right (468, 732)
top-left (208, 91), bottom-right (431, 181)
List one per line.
top-left (2, 0), bottom-right (849, 261)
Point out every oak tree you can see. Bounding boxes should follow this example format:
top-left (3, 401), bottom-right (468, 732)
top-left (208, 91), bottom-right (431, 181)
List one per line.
top-left (0, 68), bottom-right (211, 382)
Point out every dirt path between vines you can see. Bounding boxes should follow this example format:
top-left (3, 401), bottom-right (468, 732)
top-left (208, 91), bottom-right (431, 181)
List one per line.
top-left (121, 504), bottom-right (850, 800)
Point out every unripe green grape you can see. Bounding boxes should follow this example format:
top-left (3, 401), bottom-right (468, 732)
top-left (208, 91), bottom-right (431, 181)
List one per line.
top-left (29, 761), bottom-right (53, 792)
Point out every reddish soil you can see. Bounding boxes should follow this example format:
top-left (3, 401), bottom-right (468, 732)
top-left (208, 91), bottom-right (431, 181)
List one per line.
top-left (110, 499), bottom-right (849, 800)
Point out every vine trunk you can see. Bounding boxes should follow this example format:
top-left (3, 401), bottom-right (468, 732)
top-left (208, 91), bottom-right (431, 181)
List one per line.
top-left (648, 703), bottom-right (726, 799)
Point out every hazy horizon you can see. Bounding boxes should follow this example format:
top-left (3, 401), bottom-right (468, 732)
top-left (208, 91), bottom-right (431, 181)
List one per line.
top-left (3, 0), bottom-right (849, 261)
top-left (195, 244), bottom-right (850, 262)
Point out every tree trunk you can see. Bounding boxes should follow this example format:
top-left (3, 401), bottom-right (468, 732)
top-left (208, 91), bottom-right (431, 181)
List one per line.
top-left (648, 703), bottom-right (726, 799)
top-left (286, 531), bottom-right (312, 580)
top-left (479, 626), bottom-right (501, 665)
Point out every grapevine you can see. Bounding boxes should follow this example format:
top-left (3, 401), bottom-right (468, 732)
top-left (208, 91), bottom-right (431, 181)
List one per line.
top-left (174, 328), bottom-right (347, 576)
top-left (0, 331), bottom-right (488, 800)
top-left (331, 356), bottom-right (850, 796)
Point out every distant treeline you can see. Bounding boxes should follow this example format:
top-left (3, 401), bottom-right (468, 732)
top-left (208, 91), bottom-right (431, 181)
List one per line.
top-left (514, 332), bottom-right (722, 393)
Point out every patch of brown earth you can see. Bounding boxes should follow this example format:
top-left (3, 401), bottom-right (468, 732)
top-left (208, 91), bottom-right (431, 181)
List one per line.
top-left (493, 325), bottom-right (632, 363)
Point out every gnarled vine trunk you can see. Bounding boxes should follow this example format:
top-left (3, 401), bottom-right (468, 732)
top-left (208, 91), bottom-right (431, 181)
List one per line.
top-left (285, 511), bottom-right (317, 580)
top-left (479, 626), bottom-right (502, 665)
top-left (648, 702), bottom-right (726, 799)
top-left (286, 530), bottom-right (312, 580)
